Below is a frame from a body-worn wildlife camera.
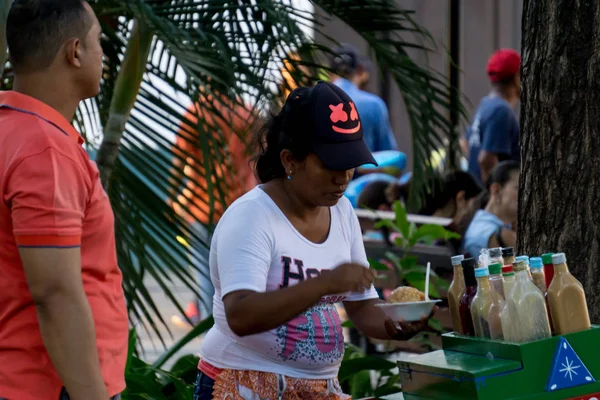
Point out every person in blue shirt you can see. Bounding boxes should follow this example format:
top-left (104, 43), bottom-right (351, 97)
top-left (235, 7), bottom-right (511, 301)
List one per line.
top-left (462, 161), bottom-right (519, 258)
top-left (330, 43), bottom-right (398, 153)
top-left (462, 49), bottom-right (521, 185)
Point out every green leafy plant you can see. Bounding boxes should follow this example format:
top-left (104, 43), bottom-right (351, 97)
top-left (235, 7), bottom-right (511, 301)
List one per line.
top-left (371, 200), bottom-right (460, 298)
top-left (123, 318), bottom-right (214, 399)
top-left (339, 343), bottom-right (399, 399)
top-left (123, 330), bottom-right (194, 400)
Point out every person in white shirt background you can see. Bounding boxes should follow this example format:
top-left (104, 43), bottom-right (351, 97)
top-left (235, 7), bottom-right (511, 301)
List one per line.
top-left (193, 82), bottom-right (434, 400)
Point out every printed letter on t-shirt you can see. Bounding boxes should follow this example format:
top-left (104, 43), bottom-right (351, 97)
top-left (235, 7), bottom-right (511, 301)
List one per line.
top-left (280, 256), bottom-right (305, 288)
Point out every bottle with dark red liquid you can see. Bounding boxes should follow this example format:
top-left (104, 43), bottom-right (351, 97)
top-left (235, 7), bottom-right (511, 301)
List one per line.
top-left (542, 253), bottom-right (555, 288)
top-left (459, 257), bottom-right (477, 336)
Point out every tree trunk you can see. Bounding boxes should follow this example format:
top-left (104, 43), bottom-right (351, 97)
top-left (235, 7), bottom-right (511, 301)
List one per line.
top-left (96, 18), bottom-right (153, 189)
top-left (519, 0), bottom-right (600, 322)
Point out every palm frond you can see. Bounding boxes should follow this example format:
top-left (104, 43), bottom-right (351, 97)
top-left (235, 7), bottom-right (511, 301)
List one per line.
top-left (73, 0), bottom-right (465, 347)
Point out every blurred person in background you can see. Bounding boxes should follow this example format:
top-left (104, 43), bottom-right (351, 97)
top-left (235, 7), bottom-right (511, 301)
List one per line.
top-left (360, 171), bottom-right (482, 252)
top-left (462, 161), bottom-right (519, 258)
top-left (462, 49), bottom-right (521, 185)
top-left (330, 43), bottom-right (398, 154)
top-left (170, 88), bottom-right (259, 327)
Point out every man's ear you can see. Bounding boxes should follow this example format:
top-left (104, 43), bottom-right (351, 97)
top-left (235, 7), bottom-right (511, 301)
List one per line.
top-left (65, 38), bottom-right (82, 68)
top-left (456, 190), bottom-right (466, 204)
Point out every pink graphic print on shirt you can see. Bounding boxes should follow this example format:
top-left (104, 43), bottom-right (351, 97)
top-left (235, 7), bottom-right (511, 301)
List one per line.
top-left (274, 256), bottom-right (345, 364)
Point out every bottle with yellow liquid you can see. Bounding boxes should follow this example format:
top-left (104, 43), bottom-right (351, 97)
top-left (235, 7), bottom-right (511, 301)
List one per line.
top-left (500, 265), bottom-right (520, 342)
top-left (547, 253), bottom-right (591, 335)
top-left (470, 267), bottom-right (492, 338)
top-left (511, 260), bottom-right (551, 342)
top-left (487, 263), bottom-right (505, 340)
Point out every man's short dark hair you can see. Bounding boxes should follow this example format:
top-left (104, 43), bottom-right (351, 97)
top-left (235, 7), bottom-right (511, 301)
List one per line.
top-left (6, 0), bottom-right (92, 73)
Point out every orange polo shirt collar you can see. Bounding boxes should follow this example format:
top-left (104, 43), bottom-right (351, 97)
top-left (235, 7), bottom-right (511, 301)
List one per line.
top-left (0, 91), bottom-right (84, 145)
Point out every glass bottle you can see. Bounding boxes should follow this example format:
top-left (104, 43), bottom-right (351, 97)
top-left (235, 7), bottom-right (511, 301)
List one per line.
top-left (448, 255), bottom-right (466, 334)
top-left (488, 262), bottom-right (504, 300)
top-left (529, 257), bottom-right (547, 293)
top-left (542, 253), bottom-right (555, 289)
top-left (516, 255), bottom-right (531, 279)
top-left (489, 247), bottom-right (503, 265)
top-left (511, 261), bottom-right (551, 342)
top-left (459, 258), bottom-right (477, 336)
top-left (471, 267), bottom-right (492, 338)
top-left (502, 247), bottom-right (515, 266)
top-left (542, 252), bottom-right (556, 333)
top-left (500, 265), bottom-right (519, 342)
top-left (487, 263), bottom-right (505, 340)
top-left (547, 253), bottom-right (591, 335)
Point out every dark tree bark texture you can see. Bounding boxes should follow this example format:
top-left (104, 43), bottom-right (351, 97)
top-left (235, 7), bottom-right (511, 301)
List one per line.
top-left (519, 1), bottom-right (600, 321)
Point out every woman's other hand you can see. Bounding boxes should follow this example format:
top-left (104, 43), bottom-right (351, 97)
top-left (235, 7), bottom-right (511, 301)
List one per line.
top-left (384, 305), bottom-right (439, 341)
top-left (319, 263), bottom-right (376, 295)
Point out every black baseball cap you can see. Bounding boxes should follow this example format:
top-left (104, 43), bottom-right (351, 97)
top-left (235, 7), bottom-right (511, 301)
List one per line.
top-left (306, 81), bottom-right (377, 170)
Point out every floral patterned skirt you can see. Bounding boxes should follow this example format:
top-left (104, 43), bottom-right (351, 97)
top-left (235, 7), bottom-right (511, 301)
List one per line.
top-left (211, 368), bottom-right (351, 400)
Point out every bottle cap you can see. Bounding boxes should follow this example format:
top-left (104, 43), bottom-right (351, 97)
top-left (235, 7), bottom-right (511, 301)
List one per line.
top-left (461, 258), bottom-right (477, 287)
top-left (489, 263), bottom-right (502, 275)
top-left (488, 248), bottom-right (502, 259)
top-left (451, 255), bottom-right (465, 265)
top-left (475, 267), bottom-right (489, 277)
top-left (552, 253), bottom-right (567, 265)
top-left (502, 265), bottom-right (513, 275)
top-left (529, 257), bottom-right (543, 269)
top-left (502, 247), bottom-right (514, 257)
top-left (516, 255), bottom-right (530, 265)
top-left (542, 253), bottom-right (554, 264)
top-left (513, 260), bottom-right (528, 272)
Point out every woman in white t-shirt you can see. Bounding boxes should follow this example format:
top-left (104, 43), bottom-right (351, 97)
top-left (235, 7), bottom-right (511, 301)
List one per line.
top-left (194, 82), bottom-right (433, 400)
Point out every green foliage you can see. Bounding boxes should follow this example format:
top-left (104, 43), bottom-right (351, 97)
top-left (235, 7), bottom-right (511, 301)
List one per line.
top-left (123, 330), bottom-right (195, 400)
top-left (373, 200), bottom-right (458, 298)
top-left (339, 343), bottom-right (401, 399)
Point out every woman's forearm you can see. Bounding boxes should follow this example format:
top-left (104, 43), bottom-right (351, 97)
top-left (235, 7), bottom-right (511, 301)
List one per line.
top-left (224, 277), bottom-right (329, 337)
top-left (345, 299), bottom-right (394, 340)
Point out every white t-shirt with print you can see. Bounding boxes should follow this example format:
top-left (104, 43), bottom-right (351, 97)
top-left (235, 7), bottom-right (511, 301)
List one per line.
top-left (200, 186), bottom-right (378, 379)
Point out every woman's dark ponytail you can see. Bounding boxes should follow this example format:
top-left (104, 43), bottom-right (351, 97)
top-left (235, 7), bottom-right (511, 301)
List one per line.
top-left (253, 87), bottom-right (312, 183)
top-left (254, 111), bottom-right (286, 183)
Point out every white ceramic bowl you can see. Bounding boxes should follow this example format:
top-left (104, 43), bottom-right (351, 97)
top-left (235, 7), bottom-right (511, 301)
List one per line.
top-left (375, 300), bottom-right (441, 322)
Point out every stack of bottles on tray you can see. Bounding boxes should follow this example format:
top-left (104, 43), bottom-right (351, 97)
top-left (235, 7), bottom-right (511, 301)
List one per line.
top-left (447, 248), bottom-right (591, 342)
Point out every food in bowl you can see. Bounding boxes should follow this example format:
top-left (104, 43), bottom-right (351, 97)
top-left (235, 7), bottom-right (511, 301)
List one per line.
top-left (376, 286), bottom-right (440, 322)
top-left (387, 286), bottom-right (426, 303)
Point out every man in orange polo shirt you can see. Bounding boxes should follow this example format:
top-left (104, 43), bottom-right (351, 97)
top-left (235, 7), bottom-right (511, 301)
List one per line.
top-left (0, 1), bottom-right (128, 400)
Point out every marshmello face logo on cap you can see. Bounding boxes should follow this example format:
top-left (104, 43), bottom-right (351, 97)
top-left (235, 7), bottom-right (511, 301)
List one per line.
top-left (329, 102), bottom-right (360, 134)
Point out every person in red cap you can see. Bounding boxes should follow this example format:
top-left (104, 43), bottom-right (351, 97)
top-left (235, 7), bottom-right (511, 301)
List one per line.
top-left (462, 48), bottom-right (521, 184)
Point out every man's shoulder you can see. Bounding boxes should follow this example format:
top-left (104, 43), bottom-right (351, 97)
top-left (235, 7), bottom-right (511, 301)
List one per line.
top-left (0, 109), bottom-right (79, 155)
top-left (479, 96), bottom-right (515, 118)
top-left (352, 90), bottom-right (387, 115)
